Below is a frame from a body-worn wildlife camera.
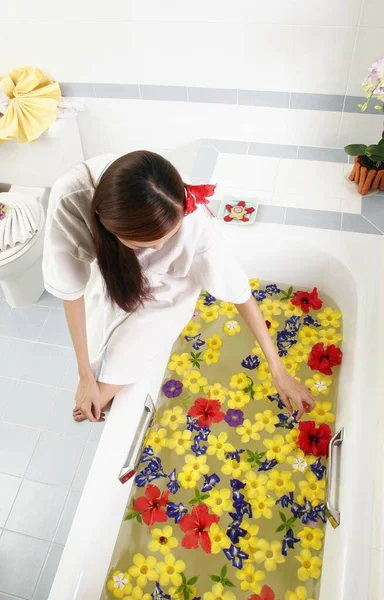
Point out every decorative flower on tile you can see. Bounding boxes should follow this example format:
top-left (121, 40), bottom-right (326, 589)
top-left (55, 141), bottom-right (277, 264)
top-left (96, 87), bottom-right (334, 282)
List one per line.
top-left (179, 503), bottom-right (219, 553)
top-left (224, 200), bottom-right (255, 223)
top-left (308, 342), bottom-right (342, 375)
top-left (291, 287), bottom-right (323, 313)
top-left (298, 421), bottom-right (332, 457)
top-left (133, 485), bottom-right (170, 527)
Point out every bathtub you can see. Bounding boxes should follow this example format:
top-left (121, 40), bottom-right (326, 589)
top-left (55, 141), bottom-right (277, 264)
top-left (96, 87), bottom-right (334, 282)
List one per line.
top-left (48, 221), bottom-right (384, 600)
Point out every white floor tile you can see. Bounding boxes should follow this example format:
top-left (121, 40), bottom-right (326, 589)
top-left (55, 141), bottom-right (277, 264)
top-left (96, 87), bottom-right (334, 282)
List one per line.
top-left (38, 310), bottom-right (72, 347)
top-left (272, 191), bottom-right (342, 212)
top-left (61, 355), bottom-right (79, 391)
top-left (33, 544), bottom-right (64, 600)
top-left (0, 473), bottom-right (22, 528)
top-left (0, 377), bottom-right (17, 418)
top-left (0, 302), bottom-right (12, 331)
top-left (275, 159), bottom-right (344, 201)
top-left (44, 389), bottom-right (92, 441)
top-left (0, 337), bottom-right (35, 380)
top-left (20, 343), bottom-right (72, 387)
top-left (35, 292), bottom-right (63, 310)
top-left (1, 306), bottom-right (50, 342)
top-left (53, 489), bottom-right (82, 545)
top-left (2, 381), bottom-right (58, 430)
top-left (0, 423), bottom-right (40, 477)
top-left (213, 154), bottom-right (280, 191)
top-left (89, 421), bottom-right (106, 443)
top-left (72, 442), bottom-right (98, 491)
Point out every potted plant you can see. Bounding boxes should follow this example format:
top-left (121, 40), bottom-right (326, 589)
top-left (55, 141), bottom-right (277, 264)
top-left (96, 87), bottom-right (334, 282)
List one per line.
top-left (345, 58), bottom-right (384, 195)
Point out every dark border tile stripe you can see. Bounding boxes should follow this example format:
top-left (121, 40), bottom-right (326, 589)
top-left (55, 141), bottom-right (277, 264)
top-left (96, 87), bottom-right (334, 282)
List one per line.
top-left (238, 90), bottom-right (290, 109)
top-left (285, 208), bottom-right (341, 230)
top-left (139, 85), bottom-right (188, 102)
top-left (341, 213), bottom-right (381, 235)
top-left (298, 146), bottom-right (347, 163)
top-left (290, 93), bottom-right (344, 112)
top-left (249, 142), bottom-right (297, 159)
top-left (187, 87), bottom-right (237, 104)
top-left (93, 83), bottom-right (140, 99)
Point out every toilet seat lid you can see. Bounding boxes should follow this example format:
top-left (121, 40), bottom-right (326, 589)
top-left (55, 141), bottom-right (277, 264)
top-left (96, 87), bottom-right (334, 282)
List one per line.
top-left (0, 203), bottom-right (44, 264)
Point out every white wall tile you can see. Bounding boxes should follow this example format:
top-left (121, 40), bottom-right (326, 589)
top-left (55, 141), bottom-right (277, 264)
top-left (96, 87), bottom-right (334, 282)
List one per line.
top-left (1, 0), bottom-right (134, 22)
top-left (337, 112), bottom-right (383, 148)
top-left (347, 27), bottom-right (384, 95)
top-left (285, 110), bottom-right (342, 148)
top-left (361, 0), bottom-right (384, 27)
top-left (275, 159), bottom-right (344, 205)
top-left (341, 164), bottom-right (362, 214)
top-left (213, 154), bottom-right (280, 191)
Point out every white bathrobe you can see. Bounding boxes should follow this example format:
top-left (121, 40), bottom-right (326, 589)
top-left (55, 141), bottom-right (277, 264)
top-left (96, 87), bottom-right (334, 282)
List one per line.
top-left (43, 155), bottom-right (251, 385)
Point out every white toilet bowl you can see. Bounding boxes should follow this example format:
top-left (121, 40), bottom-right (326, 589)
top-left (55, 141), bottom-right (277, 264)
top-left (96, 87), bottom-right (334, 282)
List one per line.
top-left (0, 190), bottom-right (46, 307)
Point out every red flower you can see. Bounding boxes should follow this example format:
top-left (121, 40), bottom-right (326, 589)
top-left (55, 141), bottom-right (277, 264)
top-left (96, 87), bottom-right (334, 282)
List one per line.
top-left (265, 320), bottom-right (271, 329)
top-left (298, 420), bottom-right (332, 457)
top-left (179, 504), bottom-right (219, 553)
top-left (188, 398), bottom-right (224, 427)
top-left (248, 586), bottom-right (276, 600)
top-left (133, 484), bottom-right (169, 526)
top-left (291, 287), bottom-right (323, 313)
top-left (308, 342), bottom-right (342, 376)
top-left (185, 183), bottom-right (216, 215)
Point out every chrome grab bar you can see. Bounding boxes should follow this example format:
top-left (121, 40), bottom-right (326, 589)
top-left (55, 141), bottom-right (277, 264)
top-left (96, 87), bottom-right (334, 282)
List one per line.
top-left (118, 394), bottom-right (156, 484)
top-left (325, 427), bottom-right (344, 528)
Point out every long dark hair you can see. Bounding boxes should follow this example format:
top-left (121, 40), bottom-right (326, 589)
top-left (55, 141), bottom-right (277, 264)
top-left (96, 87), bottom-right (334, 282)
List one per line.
top-left (90, 151), bottom-right (185, 312)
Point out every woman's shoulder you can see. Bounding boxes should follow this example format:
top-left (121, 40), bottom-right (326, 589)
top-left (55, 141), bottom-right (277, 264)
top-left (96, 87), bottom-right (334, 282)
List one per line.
top-left (181, 205), bottom-right (217, 253)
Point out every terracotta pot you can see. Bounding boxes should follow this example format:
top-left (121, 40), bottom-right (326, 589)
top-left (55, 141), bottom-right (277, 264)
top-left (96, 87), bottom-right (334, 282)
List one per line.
top-left (348, 156), bottom-right (384, 195)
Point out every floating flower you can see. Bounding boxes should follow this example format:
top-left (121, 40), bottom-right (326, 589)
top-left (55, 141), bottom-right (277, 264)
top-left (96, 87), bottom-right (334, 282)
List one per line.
top-left (242, 354), bottom-right (261, 370)
top-left (148, 525), bottom-right (178, 556)
top-left (318, 327), bottom-right (343, 346)
top-left (288, 343), bottom-right (310, 363)
top-left (304, 373), bottom-right (332, 397)
top-left (235, 563), bottom-right (265, 593)
top-left (183, 371), bottom-right (209, 394)
top-left (133, 485), bottom-right (169, 527)
top-left (290, 456), bottom-right (308, 473)
top-left (249, 278), bottom-right (260, 290)
top-left (254, 409), bottom-right (279, 434)
top-left (206, 334), bottom-right (223, 350)
top-left (236, 520), bottom-right (260, 554)
top-left (179, 504), bottom-right (219, 553)
top-left (298, 472), bottom-right (326, 506)
top-left (182, 320), bottom-right (201, 338)
top-left (248, 585), bottom-right (277, 600)
top-left (264, 319), bottom-right (279, 336)
top-left (207, 432), bottom-right (234, 461)
top-left (204, 487), bottom-right (232, 516)
top-left (167, 430), bottom-right (192, 455)
top-left (223, 543), bottom-right (249, 569)
top-left (204, 382), bottom-right (228, 403)
top-left (282, 528), bottom-right (300, 557)
top-left (202, 473), bottom-right (221, 493)
top-left (236, 418), bottom-right (261, 443)
top-left (167, 353), bottom-right (192, 375)
top-left (257, 459), bottom-right (278, 472)
top-left (221, 456), bottom-right (251, 479)
top-left (223, 320), bottom-right (241, 336)
top-left (298, 326), bottom-right (319, 346)
top-left (244, 472), bottom-right (269, 499)
top-left (183, 454), bottom-right (210, 480)
top-left (166, 501), bottom-right (188, 524)
top-left (260, 299), bottom-right (282, 317)
top-left (266, 470), bottom-right (295, 496)
top-left (224, 409), bottom-right (245, 427)
top-left (128, 554), bottom-right (158, 588)
top-left (280, 301), bottom-right (303, 318)
top-left (285, 428), bottom-right (299, 450)
top-left (298, 421), bottom-right (332, 457)
top-left (228, 390), bottom-right (251, 410)
top-left (230, 372), bottom-right (250, 390)
top-left (281, 356), bottom-right (299, 376)
top-left (311, 458), bottom-right (326, 480)
top-left (308, 343), bottom-right (342, 376)
top-left (208, 522), bottom-right (230, 554)
top-left (203, 582), bottom-right (236, 600)
top-left (291, 287), bottom-right (323, 314)
top-left (162, 379), bottom-right (183, 399)
top-left (202, 348), bottom-right (221, 365)
top-left (276, 492), bottom-right (294, 509)
top-left (219, 301), bottom-right (238, 318)
top-left (146, 429), bottom-right (168, 453)
top-left (226, 449), bottom-right (245, 463)
top-left (285, 586), bottom-right (316, 600)
top-left (107, 570), bottom-right (132, 598)
top-left (297, 526), bottom-right (324, 551)
top-left (295, 549), bottom-right (322, 581)
top-left (253, 538), bottom-right (286, 571)
top-left (200, 304), bottom-right (220, 323)
top-left (257, 362), bottom-right (272, 381)
top-left (263, 435), bottom-right (292, 463)
top-left (157, 554), bottom-right (186, 587)
top-left (307, 400), bottom-right (335, 425)
top-left (160, 405), bottom-right (186, 430)
top-left (254, 381), bottom-right (276, 401)
top-left (151, 582), bottom-right (170, 600)
top-left (250, 495), bottom-right (275, 519)
top-left (188, 398), bottom-right (224, 427)
top-left (317, 307), bottom-right (341, 328)
top-left (166, 469), bottom-right (180, 494)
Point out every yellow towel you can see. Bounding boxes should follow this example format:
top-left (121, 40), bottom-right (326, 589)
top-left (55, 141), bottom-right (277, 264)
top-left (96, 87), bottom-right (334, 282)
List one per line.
top-left (0, 66), bottom-right (61, 143)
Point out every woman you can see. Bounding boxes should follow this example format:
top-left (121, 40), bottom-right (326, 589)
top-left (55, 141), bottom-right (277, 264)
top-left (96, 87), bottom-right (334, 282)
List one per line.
top-left (43, 151), bottom-right (314, 423)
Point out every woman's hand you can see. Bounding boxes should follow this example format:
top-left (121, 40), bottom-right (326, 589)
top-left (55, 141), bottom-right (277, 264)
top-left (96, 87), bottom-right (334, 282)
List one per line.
top-left (272, 368), bottom-right (315, 420)
top-left (75, 370), bottom-right (103, 422)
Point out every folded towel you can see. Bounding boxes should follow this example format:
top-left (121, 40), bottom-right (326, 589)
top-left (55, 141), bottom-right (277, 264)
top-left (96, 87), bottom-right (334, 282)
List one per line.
top-left (0, 192), bottom-right (41, 251)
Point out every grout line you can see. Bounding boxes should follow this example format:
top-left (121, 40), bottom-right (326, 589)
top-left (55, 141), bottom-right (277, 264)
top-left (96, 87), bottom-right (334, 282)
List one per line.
top-left (245, 141), bottom-right (251, 155)
top-left (31, 539), bottom-right (54, 600)
top-left (138, 84), bottom-right (142, 100)
top-left (0, 333), bottom-right (73, 350)
top-left (340, 212), bottom-right (344, 230)
top-left (186, 86), bottom-right (189, 102)
top-left (36, 308), bottom-right (53, 343)
top-left (283, 206), bottom-right (288, 224)
top-left (361, 214), bottom-right (383, 234)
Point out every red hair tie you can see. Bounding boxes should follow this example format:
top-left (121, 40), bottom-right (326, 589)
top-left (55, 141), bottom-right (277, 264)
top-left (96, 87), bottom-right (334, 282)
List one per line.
top-left (184, 183), bottom-right (216, 216)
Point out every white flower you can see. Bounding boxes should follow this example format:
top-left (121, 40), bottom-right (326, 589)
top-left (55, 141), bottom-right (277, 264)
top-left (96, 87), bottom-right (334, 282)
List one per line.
top-left (314, 380), bottom-right (327, 392)
top-left (293, 457), bottom-right (308, 473)
top-left (113, 573), bottom-right (128, 590)
top-left (226, 320), bottom-right (238, 330)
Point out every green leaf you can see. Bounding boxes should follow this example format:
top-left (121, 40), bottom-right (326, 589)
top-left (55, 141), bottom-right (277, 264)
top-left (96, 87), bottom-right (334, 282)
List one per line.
top-left (220, 565), bottom-right (227, 578)
top-left (124, 512), bottom-right (137, 520)
top-left (136, 514), bottom-right (142, 524)
top-left (224, 579), bottom-right (236, 587)
top-left (288, 286), bottom-right (293, 295)
top-left (181, 572), bottom-right (187, 584)
top-left (279, 511), bottom-right (286, 522)
top-left (209, 575), bottom-right (221, 582)
top-left (374, 105), bottom-right (383, 110)
top-left (201, 494), bottom-right (209, 501)
top-left (276, 524), bottom-right (285, 532)
top-left (183, 589), bottom-right (189, 600)
top-left (344, 144), bottom-right (367, 156)
top-left (378, 139), bottom-right (384, 147)
top-left (246, 449), bottom-right (254, 458)
top-left (367, 144), bottom-right (384, 159)
top-left (174, 585), bottom-right (183, 594)
top-left (187, 576), bottom-right (199, 585)
top-left (189, 498), bottom-right (197, 505)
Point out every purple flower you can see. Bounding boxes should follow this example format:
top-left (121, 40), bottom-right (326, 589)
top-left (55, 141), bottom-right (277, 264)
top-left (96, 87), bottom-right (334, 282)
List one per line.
top-left (226, 520), bottom-right (247, 544)
top-left (223, 544), bottom-right (249, 569)
top-left (225, 449), bottom-right (245, 462)
top-left (224, 409), bottom-right (244, 427)
top-left (202, 473), bottom-right (220, 493)
top-left (282, 528), bottom-right (300, 557)
top-left (241, 354), bottom-right (260, 370)
top-left (311, 458), bottom-right (326, 480)
top-left (162, 379), bottom-right (183, 399)
top-left (166, 501), bottom-right (188, 524)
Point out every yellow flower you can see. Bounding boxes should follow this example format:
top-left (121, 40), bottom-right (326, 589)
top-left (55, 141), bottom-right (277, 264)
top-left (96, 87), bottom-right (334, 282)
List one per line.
top-left (253, 381), bottom-right (276, 401)
top-left (249, 278), bottom-right (260, 290)
top-left (236, 418), bottom-right (261, 443)
top-left (305, 373), bottom-right (332, 397)
top-left (168, 352), bottom-right (192, 375)
top-left (298, 326), bottom-right (319, 346)
top-left (146, 428), bottom-right (168, 453)
top-left (298, 472), bottom-right (326, 506)
top-left (157, 554), bottom-right (185, 587)
top-left (280, 301), bottom-right (303, 318)
top-left (263, 435), bottom-right (292, 463)
top-left (204, 382), bottom-right (228, 403)
top-left (107, 570), bottom-right (132, 598)
top-left (244, 471), bottom-right (269, 499)
top-left (167, 430), bottom-right (192, 455)
top-left (223, 320), bottom-right (241, 336)
top-left (128, 587), bottom-right (151, 600)
top-left (267, 470), bottom-right (295, 496)
top-left (282, 356), bottom-right (299, 376)
top-left (182, 370), bottom-right (208, 394)
top-left (203, 348), bottom-right (221, 365)
top-left (207, 431), bottom-right (234, 460)
top-left (297, 526), bottom-right (324, 551)
top-left (206, 334), bottom-right (223, 351)
top-left (219, 301), bottom-right (238, 318)
top-left (285, 429), bottom-right (299, 450)
top-left (200, 304), bottom-right (220, 323)
top-left (182, 320), bottom-right (200, 337)
top-left (253, 538), bottom-right (286, 571)
top-left (308, 400), bottom-right (335, 425)
top-left (230, 372), bottom-right (250, 390)
top-left (160, 406), bottom-right (186, 431)
top-left (250, 494), bottom-right (275, 519)
top-left (317, 307), bottom-right (342, 328)
top-left (128, 554), bottom-right (158, 588)
top-left (260, 298), bottom-right (282, 317)
top-left (295, 549), bottom-right (322, 581)
top-left (235, 563), bottom-right (265, 593)
top-left (255, 409), bottom-right (279, 433)
top-left (184, 454), bottom-right (210, 480)
top-left (258, 362), bottom-right (272, 381)
top-left (265, 319), bottom-right (279, 336)
top-left (169, 586), bottom-right (198, 600)
top-left (208, 522), bottom-right (230, 554)
top-left (221, 457), bottom-right (251, 479)
top-left (288, 343), bottom-right (310, 363)
top-left (203, 582), bottom-right (236, 600)
top-left (285, 586), bottom-right (315, 600)
top-left (204, 487), bottom-right (232, 516)
top-left (239, 520), bottom-right (260, 552)
top-left (228, 390), bottom-right (251, 410)
top-left (177, 470), bottom-right (198, 489)
top-left (318, 327), bottom-right (342, 345)
top-left (148, 526), bottom-right (178, 556)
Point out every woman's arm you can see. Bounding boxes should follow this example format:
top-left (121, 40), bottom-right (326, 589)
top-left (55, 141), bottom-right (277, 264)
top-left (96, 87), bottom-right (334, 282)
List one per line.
top-left (235, 296), bottom-right (315, 419)
top-left (63, 297), bottom-right (101, 421)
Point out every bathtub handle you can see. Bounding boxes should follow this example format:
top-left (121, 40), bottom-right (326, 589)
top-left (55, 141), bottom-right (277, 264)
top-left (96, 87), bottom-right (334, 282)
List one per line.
top-left (118, 394), bottom-right (156, 484)
top-left (325, 427), bottom-right (344, 528)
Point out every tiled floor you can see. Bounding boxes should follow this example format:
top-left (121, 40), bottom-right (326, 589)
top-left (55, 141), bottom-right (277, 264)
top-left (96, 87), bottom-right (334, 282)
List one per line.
top-left (0, 291), bottom-right (104, 600)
